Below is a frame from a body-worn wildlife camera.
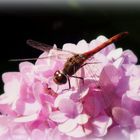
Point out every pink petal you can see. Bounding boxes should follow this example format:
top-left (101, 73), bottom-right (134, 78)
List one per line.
top-left (77, 40), bottom-right (89, 53)
top-left (0, 131), bottom-right (10, 140)
top-left (63, 40), bottom-right (89, 54)
top-left (130, 129), bottom-right (140, 140)
top-left (19, 62), bottom-right (35, 85)
top-left (45, 127), bottom-right (68, 140)
top-left (0, 103), bottom-right (16, 116)
top-left (32, 82), bottom-right (46, 103)
top-left (19, 61), bottom-right (34, 73)
top-left (62, 43), bottom-right (77, 53)
top-left (0, 116), bottom-right (29, 139)
top-left (123, 49), bottom-right (138, 64)
top-left (40, 93), bottom-right (55, 106)
top-left (35, 52), bottom-right (49, 65)
top-left (129, 77), bottom-right (140, 91)
top-left (11, 124), bottom-right (29, 140)
top-left (13, 99), bottom-right (25, 114)
top-left (35, 82), bottom-right (56, 104)
top-left (4, 79), bottom-right (20, 96)
top-left (54, 92), bottom-right (71, 108)
top-left (23, 102), bottom-right (41, 116)
top-left (84, 91), bottom-right (103, 117)
top-left (66, 125), bottom-right (92, 138)
top-left (92, 115), bottom-right (112, 137)
top-left (2, 72), bottom-right (21, 83)
top-left (89, 39), bottom-right (97, 50)
top-left (49, 111), bottom-right (68, 123)
top-left (112, 107), bottom-right (133, 127)
top-left (113, 57), bottom-right (124, 68)
top-left (133, 116), bottom-right (140, 128)
top-left (34, 65), bottom-right (49, 79)
top-left (75, 114), bottom-right (89, 125)
top-left (104, 126), bottom-right (130, 140)
top-left (76, 102), bottom-right (83, 114)
top-left (0, 93), bottom-right (13, 105)
top-left (58, 119), bottom-right (77, 133)
top-left (116, 76), bottom-right (129, 97)
top-left (1, 79), bottom-right (20, 106)
top-left (0, 116), bottom-right (9, 135)
top-left (125, 64), bottom-right (140, 77)
top-left (99, 64), bottom-right (122, 90)
top-left (58, 98), bottom-right (74, 113)
top-left (71, 87), bottom-right (89, 101)
top-left (99, 64), bottom-right (122, 107)
top-left (58, 98), bottom-right (79, 117)
top-left (122, 93), bottom-right (140, 115)
top-left (31, 129), bottom-right (46, 140)
top-left (14, 113), bottom-right (38, 122)
top-left (107, 48), bottom-right (123, 61)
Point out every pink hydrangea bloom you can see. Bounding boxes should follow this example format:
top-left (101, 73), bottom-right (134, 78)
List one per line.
top-left (0, 35), bottom-right (140, 140)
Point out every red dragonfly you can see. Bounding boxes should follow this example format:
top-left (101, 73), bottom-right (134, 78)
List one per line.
top-left (11, 32), bottom-right (128, 89)
top-left (25, 32), bottom-right (128, 89)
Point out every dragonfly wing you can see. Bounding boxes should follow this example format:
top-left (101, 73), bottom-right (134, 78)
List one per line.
top-left (9, 52), bottom-right (71, 62)
top-left (27, 39), bottom-right (53, 52)
top-left (83, 59), bottom-right (103, 81)
top-left (26, 39), bottom-right (76, 62)
top-left (9, 55), bottom-right (69, 62)
top-left (27, 39), bottom-right (76, 55)
top-left (48, 48), bottom-right (74, 60)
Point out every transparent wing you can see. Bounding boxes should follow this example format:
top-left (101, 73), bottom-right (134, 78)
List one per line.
top-left (27, 39), bottom-right (76, 58)
top-left (9, 40), bottom-right (76, 62)
top-left (9, 55), bottom-right (62, 61)
top-left (26, 39), bottom-right (53, 52)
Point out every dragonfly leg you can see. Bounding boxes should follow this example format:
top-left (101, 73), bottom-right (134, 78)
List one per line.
top-left (67, 76), bottom-right (71, 89)
top-left (62, 76), bottom-right (71, 91)
top-left (62, 75), bottom-right (84, 91)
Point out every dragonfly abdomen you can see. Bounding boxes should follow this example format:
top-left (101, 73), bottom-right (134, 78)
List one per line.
top-left (83, 32), bottom-right (128, 59)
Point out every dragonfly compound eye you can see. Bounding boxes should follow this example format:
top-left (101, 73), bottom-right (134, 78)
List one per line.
top-left (53, 70), bottom-right (67, 85)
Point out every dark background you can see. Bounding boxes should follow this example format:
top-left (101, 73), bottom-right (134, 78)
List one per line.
top-left (0, 4), bottom-right (140, 93)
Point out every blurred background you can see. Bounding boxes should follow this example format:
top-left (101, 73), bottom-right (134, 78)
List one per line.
top-left (0, 1), bottom-right (140, 93)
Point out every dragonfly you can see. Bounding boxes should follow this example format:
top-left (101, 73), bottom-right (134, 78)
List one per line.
top-left (11, 32), bottom-right (128, 89)
top-left (26, 32), bottom-right (128, 89)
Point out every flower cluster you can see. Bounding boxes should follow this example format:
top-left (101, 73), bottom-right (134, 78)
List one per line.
top-left (0, 35), bottom-right (140, 140)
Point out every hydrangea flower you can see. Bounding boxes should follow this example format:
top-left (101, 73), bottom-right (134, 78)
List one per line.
top-left (0, 34), bottom-right (140, 140)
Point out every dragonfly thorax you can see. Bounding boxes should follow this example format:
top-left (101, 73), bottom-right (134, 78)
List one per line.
top-left (53, 70), bottom-right (67, 85)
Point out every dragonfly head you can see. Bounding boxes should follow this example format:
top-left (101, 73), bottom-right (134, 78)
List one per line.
top-left (53, 70), bottom-right (67, 85)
